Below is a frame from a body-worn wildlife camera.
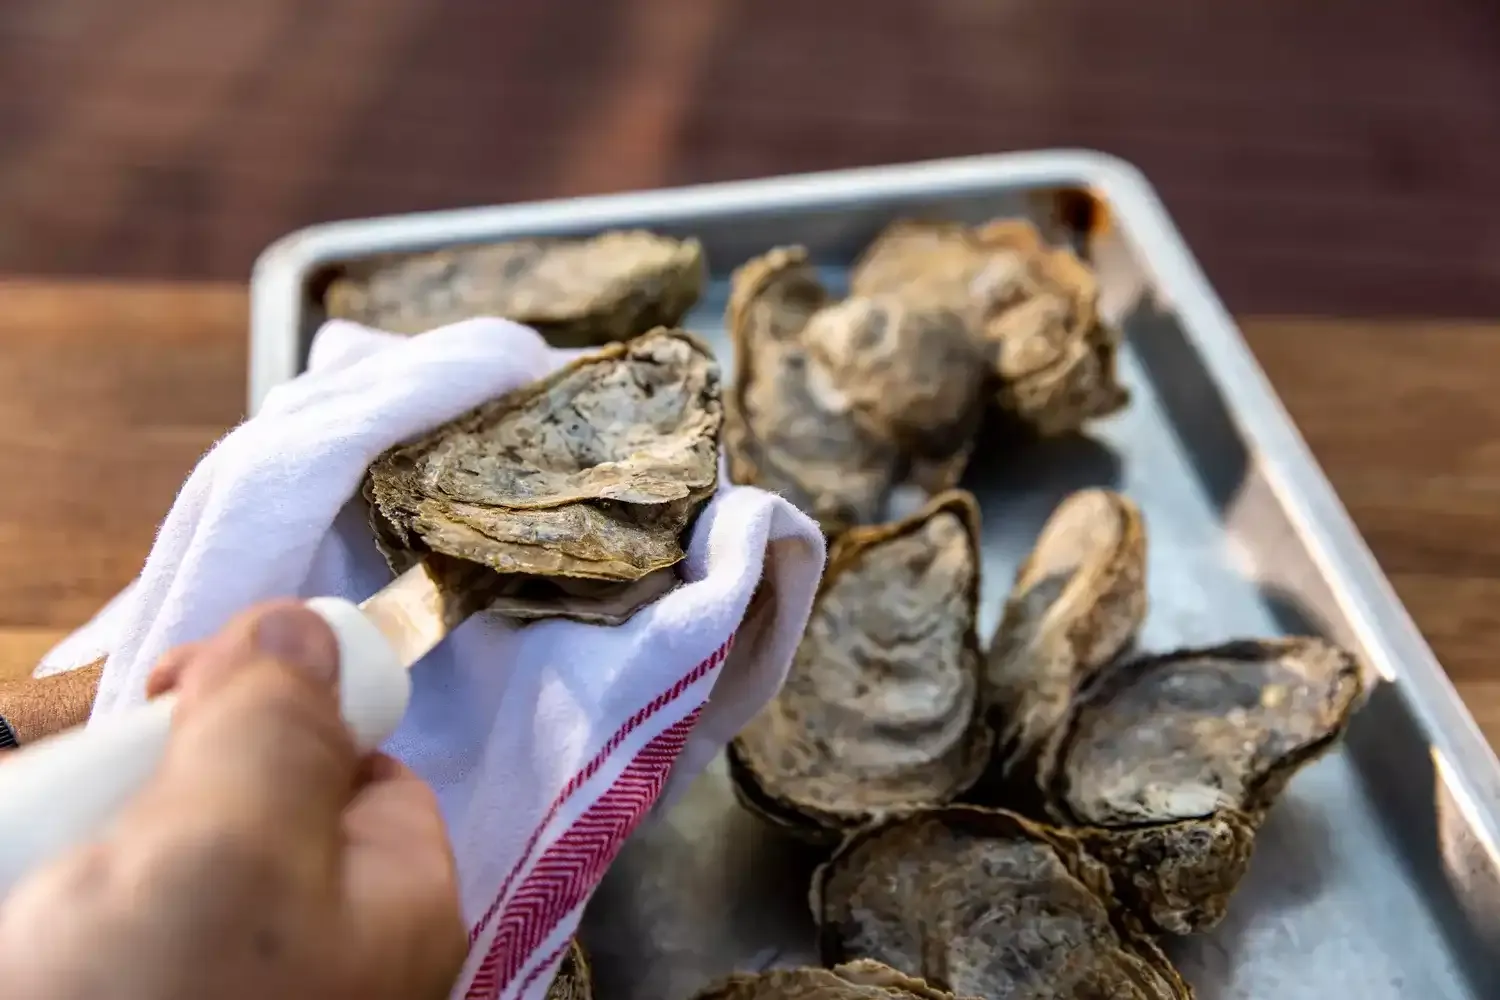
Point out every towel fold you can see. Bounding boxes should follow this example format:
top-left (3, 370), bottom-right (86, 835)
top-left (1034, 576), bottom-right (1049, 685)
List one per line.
top-left (37, 317), bottom-right (826, 1000)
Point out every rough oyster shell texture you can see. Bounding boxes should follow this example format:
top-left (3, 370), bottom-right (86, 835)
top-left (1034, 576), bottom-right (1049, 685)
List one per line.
top-left (983, 489), bottom-right (1147, 788)
top-left (545, 939), bottom-right (594, 1000)
top-left (724, 246), bottom-right (987, 534)
top-left (324, 230), bottom-right (707, 347)
top-left (728, 490), bottom-right (992, 842)
top-left (691, 960), bottom-right (972, 1000)
top-left (851, 219), bottom-right (1129, 436)
top-left (798, 288), bottom-right (989, 495)
top-left (811, 807), bottom-right (1192, 1000)
top-left (365, 327), bottom-right (721, 624)
top-left (1042, 637), bottom-right (1366, 934)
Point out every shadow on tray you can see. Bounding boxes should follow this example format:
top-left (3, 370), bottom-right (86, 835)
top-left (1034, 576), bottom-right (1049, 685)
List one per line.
top-left (578, 761), bottom-right (825, 1000)
top-left (1345, 682), bottom-right (1500, 994)
top-left (961, 414), bottom-right (1125, 499)
top-left (1164, 794), bottom-right (1342, 999)
top-left (1252, 582), bottom-right (1499, 992)
top-left (958, 412), bottom-right (1126, 562)
top-left (1122, 295), bottom-right (1247, 516)
top-left (1256, 585), bottom-right (1329, 641)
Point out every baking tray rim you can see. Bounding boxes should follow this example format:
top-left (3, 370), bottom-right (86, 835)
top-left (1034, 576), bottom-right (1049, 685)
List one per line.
top-left (247, 147), bottom-right (1500, 861)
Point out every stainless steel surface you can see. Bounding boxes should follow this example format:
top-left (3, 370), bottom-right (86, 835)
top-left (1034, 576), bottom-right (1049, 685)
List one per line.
top-left (250, 151), bottom-right (1500, 999)
top-left (357, 562), bottom-right (464, 669)
top-left (359, 558), bottom-right (523, 669)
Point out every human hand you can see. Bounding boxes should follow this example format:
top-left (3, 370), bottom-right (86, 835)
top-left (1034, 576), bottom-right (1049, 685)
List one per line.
top-left (0, 601), bottom-right (466, 1000)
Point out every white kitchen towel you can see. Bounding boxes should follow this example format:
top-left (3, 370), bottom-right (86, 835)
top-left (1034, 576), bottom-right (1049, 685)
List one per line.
top-left (35, 317), bottom-right (826, 1000)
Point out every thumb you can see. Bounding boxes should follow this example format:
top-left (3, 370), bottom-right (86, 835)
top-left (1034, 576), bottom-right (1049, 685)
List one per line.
top-left (125, 602), bottom-right (360, 879)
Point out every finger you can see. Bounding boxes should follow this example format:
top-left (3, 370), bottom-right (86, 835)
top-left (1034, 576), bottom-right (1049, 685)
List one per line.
top-left (171, 599), bottom-right (338, 710)
top-left (344, 754), bottom-right (455, 867)
top-left (122, 602), bottom-right (359, 879)
top-left (342, 754), bottom-right (466, 997)
top-left (144, 642), bottom-right (205, 698)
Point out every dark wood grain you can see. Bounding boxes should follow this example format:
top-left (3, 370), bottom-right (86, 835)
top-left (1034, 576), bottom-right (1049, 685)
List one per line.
top-left (5, 0), bottom-right (1500, 315)
top-left (0, 283), bottom-right (1496, 747)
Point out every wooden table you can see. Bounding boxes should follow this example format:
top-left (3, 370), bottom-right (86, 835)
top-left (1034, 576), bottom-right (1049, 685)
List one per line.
top-left (3, 280), bottom-right (1498, 745)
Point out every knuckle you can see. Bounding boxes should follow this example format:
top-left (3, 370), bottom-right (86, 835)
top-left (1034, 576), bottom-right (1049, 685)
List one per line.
top-left (403, 776), bottom-right (444, 818)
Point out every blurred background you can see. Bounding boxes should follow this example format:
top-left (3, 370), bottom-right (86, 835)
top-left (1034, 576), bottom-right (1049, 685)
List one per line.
top-left (4, 0), bottom-right (1500, 315)
top-left (5, 0), bottom-right (1500, 728)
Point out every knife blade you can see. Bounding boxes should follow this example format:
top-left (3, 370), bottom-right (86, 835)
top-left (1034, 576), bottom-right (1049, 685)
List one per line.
top-left (358, 557), bottom-right (508, 668)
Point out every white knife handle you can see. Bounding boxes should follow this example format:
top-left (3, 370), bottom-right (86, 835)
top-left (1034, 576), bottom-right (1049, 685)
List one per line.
top-left (0, 597), bottom-right (411, 898)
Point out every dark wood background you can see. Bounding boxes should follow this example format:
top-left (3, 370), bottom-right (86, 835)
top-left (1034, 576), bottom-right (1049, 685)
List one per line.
top-left (5, 0), bottom-right (1500, 316)
top-left (5, 0), bottom-right (1500, 740)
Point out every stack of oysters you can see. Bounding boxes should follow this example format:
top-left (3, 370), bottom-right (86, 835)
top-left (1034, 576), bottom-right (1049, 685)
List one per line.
top-left (325, 218), bottom-right (1370, 1000)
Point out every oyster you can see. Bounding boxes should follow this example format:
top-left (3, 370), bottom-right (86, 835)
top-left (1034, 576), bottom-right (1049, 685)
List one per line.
top-left (728, 490), bottom-right (992, 842)
top-left (692, 960), bottom-right (969, 1000)
top-left (811, 806), bottom-right (1192, 1000)
top-left (851, 219), bottom-right (1128, 435)
top-left (799, 292), bottom-right (988, 494)
top-left (365, 327), bottom-right (721, 624)
top-left (1041, 637), bottom-right (1366, 934)
top-left (545, 939), bottom-right (593, 1000)
top-left (724, 246), bottom-right (986, 533)
top-left (324, 230), bottom-right (706, 346)
top-left (983, 489), bottom-right (1147, 788)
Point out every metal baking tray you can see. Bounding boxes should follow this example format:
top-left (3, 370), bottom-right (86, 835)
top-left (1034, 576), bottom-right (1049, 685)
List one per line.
top-left (250, 151), bottom-right (1500, 999)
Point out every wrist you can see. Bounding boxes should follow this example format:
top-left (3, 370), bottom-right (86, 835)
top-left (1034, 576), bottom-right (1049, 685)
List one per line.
top-left (0, 662), bottom-right (103, 745)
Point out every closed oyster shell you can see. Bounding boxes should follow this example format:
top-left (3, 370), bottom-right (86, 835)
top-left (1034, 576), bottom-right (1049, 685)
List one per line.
top-left (851, 219), bottom-right (1045, 308)
top-left (799, 294), bottom-right (988, 495)
top-left (545, 939), bottom-right (594, 1000)
top-left (851, 219), bottom-right (1128, 436)
top-left (724, 246), bottom-right (986, 533)
top-left (725, 247), bottom-right (897, 532)
top-left (811, 806), bottom-right (1192, 1000)
top-left (1042, 637), bottom-right (1366, 934)
top-left (728, 490), bottom-right (992, 842)
top-left (365, 328), bottom-right (721, 624)
top-left (691, 960), bottom-right (971, 1000)
top-left (324, 230), bottom-right (706, 346)
top-left (983, 489), bottom-right (1147, 788)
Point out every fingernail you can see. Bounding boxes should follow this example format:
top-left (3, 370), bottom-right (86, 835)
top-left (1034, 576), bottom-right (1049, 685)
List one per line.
top-left (253, 605), bottom-right (339, 685)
